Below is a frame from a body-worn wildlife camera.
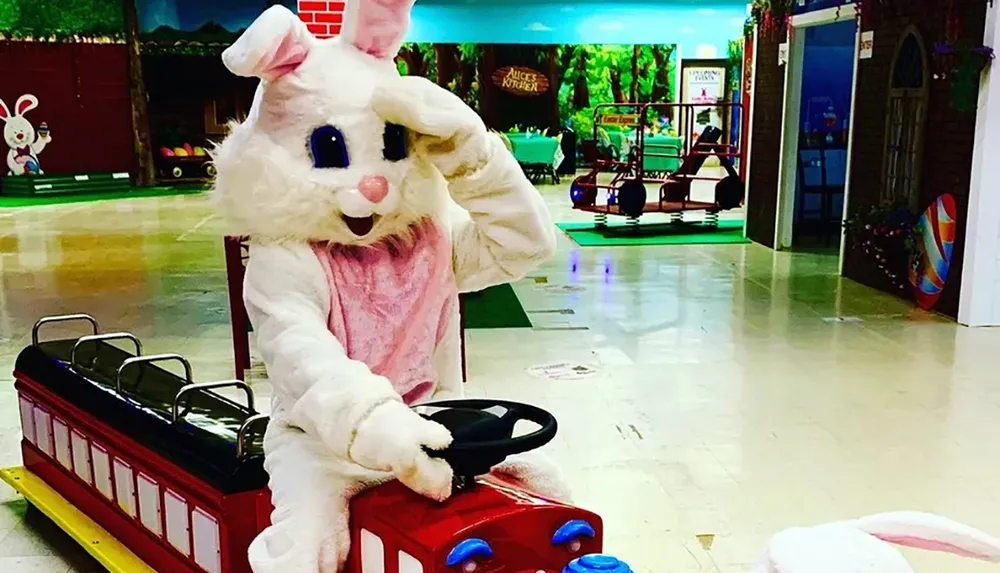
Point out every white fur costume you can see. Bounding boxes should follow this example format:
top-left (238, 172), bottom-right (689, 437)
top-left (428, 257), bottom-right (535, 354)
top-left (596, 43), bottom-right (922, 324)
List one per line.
top-left (212, 3), bottom-right (566, 572)
top-left (757, 512), bottom-right (1000, 572)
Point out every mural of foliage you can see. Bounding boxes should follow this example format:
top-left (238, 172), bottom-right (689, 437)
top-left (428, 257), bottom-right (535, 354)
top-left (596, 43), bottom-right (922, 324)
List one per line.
top-left (558, 44), bottom-right (676, 136)
top-left (396, 43), bottom-right (481, 112)
top-left (0, 0), bottom-right (124, 39)
top-left (396, 42), bottom-right (438, 84)
top-left (452, 43), bottom-right (482, 111)
top-left (727, 39), bottom-right (745, 96)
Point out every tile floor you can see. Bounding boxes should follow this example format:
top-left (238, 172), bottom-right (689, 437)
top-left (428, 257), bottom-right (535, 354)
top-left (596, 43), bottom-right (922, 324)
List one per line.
top-left (1, 179), bottom-right (1000, 572)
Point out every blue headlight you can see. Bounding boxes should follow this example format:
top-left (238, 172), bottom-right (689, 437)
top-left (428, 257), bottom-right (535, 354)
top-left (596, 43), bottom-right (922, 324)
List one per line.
top-left (552, 520), bottom-right (596, 545)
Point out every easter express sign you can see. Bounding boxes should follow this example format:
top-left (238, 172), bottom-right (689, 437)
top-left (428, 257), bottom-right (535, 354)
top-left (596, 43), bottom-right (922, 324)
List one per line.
top-left (492, 66), bottom-right (550, 96)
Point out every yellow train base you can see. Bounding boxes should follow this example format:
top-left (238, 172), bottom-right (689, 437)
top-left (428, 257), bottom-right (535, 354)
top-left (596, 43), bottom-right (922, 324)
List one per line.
top-left (0, 466), bottom-right (155, 573)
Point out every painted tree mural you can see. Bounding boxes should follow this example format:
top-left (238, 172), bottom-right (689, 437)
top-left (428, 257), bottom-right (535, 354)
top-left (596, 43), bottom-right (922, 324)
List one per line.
top-left (559, 44), bottom-right (677, 136)
top-left (396, 43), bottom-right (437, 84)
top-left (125, 0), bottom-right (156, 187)
top-left (390, 41), bottom-right (676, 137)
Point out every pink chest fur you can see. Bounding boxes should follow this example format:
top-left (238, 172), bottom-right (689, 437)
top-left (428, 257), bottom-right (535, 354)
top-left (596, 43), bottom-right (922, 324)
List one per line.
top-left (312, 221), bottom-right (456, 404)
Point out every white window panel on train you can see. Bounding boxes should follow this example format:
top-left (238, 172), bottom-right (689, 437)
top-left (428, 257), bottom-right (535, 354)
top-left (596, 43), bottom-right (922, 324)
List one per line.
top-left (91, 443), bottom-right (113, 500)
top-left (52, 417), bottom-right (71, 470)
top-left (399, 550), bottom-right (424, 573)
top-left (192, 508), bottom-right (221, 573)
top-left (164, 489), bottom-right (191, 557)
top-left (137, 473), bottom-right (162, 537)
top-left (18, 396), bottom-right (35, 445)
top-left (70, 430), bottom-right (92, 484)
top-left (113, 459), bottom-right (136, 518)
top-left (361, 529), bottom-right (386, 573)
top-left (33, 407), bottom-right (53, 457)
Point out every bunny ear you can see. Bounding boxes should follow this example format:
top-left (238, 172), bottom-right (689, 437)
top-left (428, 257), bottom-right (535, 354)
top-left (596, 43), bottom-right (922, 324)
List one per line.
top-left (342, 0), bottom-right (417, 60)
top-left (0, 99), bottom-right (9, 123)
top-left (222, 5), bottom-right (313, 81)
top-left (15, 95), bottom-right (38, 116)
top-left (853, 511), bottom-right (1000, 562)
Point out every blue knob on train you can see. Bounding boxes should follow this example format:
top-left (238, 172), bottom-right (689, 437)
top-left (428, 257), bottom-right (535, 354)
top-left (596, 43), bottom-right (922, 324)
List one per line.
top-left (563, 553), bottom-right (634, 573)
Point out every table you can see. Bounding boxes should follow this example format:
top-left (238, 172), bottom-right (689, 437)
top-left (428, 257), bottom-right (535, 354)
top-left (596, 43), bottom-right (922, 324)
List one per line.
top-left (224, 237), bottom-right (467, 382)
top-left (506, 134), bottom-right (561, 184)
top-left (623, 133), bottom-right (683, 174)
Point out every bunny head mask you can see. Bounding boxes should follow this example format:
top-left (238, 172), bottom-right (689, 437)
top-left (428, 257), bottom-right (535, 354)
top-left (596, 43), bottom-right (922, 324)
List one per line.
top-left (212, 1), bottom-right (446, 246)
top-left (0, 95), bottom-right (40, 151)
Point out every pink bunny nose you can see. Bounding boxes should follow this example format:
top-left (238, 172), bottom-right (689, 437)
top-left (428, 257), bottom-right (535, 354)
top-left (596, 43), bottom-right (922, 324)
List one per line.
top-left (358, 175), bottom-right (389, 204)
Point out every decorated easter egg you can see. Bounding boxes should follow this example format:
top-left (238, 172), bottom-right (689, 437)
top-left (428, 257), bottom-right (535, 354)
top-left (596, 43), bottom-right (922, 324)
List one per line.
top-left (174, 147), bottom-right (189, 157)
top-left (909, 193), bottom-right (957, 310)
top-left (193, 146), bottom-right (207, 156)
top-left (183, 143), bottom-right (194, 155)
top-left (160, 147), bottom-right (174, 157)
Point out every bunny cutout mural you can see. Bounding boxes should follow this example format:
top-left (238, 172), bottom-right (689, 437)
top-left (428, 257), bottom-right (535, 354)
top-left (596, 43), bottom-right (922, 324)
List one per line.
top-left (1, 95), bottom-right (51, 176)
top-left (211, 2), bottom-right (564, 572)
top-left (756, 511), bottom-right (1000, 572)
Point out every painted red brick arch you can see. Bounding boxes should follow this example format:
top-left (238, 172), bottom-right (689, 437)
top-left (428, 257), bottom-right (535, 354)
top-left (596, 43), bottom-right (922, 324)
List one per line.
top-left (298, 1), bottom-right (347, 37)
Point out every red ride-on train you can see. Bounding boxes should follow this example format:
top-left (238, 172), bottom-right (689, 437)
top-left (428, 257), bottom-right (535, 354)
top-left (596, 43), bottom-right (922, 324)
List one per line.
top-left (571, 102), bottom-right (746, 230)
top-left (3, 314), bottom-right (633, 573)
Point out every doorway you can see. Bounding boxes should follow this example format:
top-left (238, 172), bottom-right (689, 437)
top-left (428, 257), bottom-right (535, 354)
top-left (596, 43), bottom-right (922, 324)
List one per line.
top-left (773, 6), bottom-right (859, 256)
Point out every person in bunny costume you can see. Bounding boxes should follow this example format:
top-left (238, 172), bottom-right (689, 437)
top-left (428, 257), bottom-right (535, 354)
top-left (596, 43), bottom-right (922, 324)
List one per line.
top-left (1, 95), bottom-right (51, 176)
top-left (756, 511), bottom-right (1000, 572)
top-left (212, 2), bottom-right (567, 572)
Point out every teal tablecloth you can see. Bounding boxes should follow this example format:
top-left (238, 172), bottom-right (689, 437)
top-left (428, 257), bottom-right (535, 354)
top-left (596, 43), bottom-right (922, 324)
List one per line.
top-left (619, 132), bottom-right (682, 173)
top-left (507, 134), bottom-right (560, 165)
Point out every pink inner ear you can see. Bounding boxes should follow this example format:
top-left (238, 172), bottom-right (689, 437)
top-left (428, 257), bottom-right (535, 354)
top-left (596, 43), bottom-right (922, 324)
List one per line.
top-left (0, 102), bottom-right (8, 120)
top-left (16, 98), bottom-right (34, 115)
top-left (874, 535), bottom-right (990, 560)
top-left (351, 0), bottom-right (415, 60)
top-left (257, 32), bottom-right (309, 80)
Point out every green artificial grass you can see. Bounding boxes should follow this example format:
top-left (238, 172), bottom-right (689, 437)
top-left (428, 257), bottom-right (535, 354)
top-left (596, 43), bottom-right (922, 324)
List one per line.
top-left (0, 184), bottom-right (207, 208)
top-left (558, 219), bottom-right (750, 247)
top-left (462, 283), bottom-right (532, 329)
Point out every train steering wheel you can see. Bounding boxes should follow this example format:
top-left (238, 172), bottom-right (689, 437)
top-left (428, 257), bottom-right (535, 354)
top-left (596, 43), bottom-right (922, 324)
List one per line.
top-left (417, 399), bottom-right (557, 482)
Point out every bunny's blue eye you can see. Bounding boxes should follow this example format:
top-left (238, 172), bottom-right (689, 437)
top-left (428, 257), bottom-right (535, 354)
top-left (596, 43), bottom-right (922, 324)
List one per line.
top-left (383, 123), bottom-right (408, 162)
top-left (310, 125), bottom-right (350, 169)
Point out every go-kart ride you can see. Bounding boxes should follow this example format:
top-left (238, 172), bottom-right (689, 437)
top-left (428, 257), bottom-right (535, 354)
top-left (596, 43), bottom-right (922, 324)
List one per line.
top-left (2, 314), bottom-right (634, 573)
top-left (570, 102), bottom-right (746, 229)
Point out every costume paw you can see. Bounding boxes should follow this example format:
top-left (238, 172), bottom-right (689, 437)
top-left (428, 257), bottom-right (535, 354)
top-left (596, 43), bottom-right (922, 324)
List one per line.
top-left (349, 400), bottom-right (454, 501)
top-left (491, 450), bottom-right (572, 502)
top-left (371, 75), bottom-right (491, 178)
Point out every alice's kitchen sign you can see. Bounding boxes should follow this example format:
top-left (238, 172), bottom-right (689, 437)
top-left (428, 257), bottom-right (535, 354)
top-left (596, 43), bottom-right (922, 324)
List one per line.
top-left (491, 66), bottom-right (550, 96)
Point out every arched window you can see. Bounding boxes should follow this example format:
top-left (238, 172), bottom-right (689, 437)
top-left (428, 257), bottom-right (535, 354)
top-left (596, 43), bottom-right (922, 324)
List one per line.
top-left (882, 26), bottom-right (929, 209)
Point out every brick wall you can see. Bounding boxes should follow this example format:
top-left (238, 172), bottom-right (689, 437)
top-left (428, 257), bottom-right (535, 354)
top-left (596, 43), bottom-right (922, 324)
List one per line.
top-left (746, 31), bottom-right (787, 248)
top-left (298, 1), bottom-right (347, 38)
top-left (844, 0), bottom-right (986, 318)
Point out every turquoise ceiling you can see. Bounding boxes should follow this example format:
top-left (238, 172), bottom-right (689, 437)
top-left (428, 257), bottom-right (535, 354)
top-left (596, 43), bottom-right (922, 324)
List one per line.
top-left (408, 1), bottom-right (749, 52)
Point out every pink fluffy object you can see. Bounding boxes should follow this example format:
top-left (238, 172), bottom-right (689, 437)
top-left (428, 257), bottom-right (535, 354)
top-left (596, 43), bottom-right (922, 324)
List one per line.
top-left (756, 511), bottom-right (1000, 572)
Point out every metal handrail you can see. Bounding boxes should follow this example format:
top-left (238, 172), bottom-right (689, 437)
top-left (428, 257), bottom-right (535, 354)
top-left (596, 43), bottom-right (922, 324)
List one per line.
top-left (172, 380), bottom-right (255, 423)
top-left (70, 333), bottom-right (142, 371)
top-left (32, 314), bottom-right (99, 345)
top-left (237, 414), bottom-right (269, 458)
top-left (116, 353), bottom-right (193, 394)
